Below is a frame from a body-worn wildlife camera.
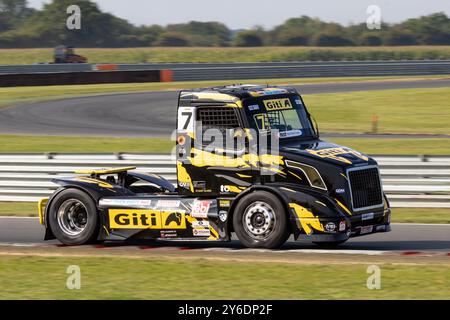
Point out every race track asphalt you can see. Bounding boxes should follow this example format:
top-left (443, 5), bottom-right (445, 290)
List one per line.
top-left (1, 79), bottom-right (450, 137)
top-left (1, 217), bottom-right (449, 253)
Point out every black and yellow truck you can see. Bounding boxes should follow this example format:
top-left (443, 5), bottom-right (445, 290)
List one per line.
top-left (38, 85), bottom-right (391, 248)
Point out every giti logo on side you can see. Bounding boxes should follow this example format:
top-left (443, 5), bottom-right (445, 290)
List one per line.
top-left (109, 210), bottom-right (186, 229)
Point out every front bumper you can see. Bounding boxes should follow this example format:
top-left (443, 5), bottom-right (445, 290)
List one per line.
top-left (296, 208), bottom-right (391, 243)
top-left (297, 222), bottom-right (391, 243)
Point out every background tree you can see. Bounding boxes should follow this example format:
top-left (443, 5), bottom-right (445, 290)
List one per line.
top-left (166, 21), bottom-right (230, 46)
top-left (233, 30), bottom-right (263, 47)
top-left (0, 0), bottom-right (34, 32)
top-left (0, 1), bottom-right (449, 48)
top-left (156, 32), bottom-right (189, 46)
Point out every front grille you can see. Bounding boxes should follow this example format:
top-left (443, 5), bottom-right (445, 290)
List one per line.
top-left (348, 167), bottom-right (383, 210)
top-left (197, 108), bottom-right (240, 129)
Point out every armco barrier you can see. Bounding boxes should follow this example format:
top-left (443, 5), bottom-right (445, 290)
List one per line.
top-left (0, 153), bottom-right (449, 208)
top-left (0, 69), bottom-right (173, 87)
top-left (0, 60), bottom-right (449, 82)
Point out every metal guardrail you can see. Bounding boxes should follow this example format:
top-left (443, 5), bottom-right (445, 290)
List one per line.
top-left (0, 153), bottom-right (449, 208)
top-left (1, 60), bottom-right (450, 81)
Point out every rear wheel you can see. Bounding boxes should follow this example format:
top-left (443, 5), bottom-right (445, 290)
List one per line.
top-left (48, 188), bottom-right (99, 245)
top-left (233, 191), bottom-right (290, 249)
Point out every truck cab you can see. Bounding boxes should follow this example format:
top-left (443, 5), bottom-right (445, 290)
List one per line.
top-left (40, 85), bottom-right (391, 248)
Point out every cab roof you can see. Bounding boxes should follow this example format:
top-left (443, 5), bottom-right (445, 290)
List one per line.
top-left (179, 84), bottom-right (299, 105)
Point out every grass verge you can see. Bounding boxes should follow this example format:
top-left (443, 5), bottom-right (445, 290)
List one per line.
top-left (1, 202), bottom-right (448, 224)
top-left (0, 255), bottom-right (448, 299)
top-left (2, 46), bottom-right (450, 64)
top-left (1, 75), bottom-right (447, 109)
top-left (304, 87), bottom-right (450, 134)
top-left (328, 138), bottom-right (450, 155)
top-left (0, 135), bottom-right (449, 154)
top-left (0, 135), bottom-right (174, 153)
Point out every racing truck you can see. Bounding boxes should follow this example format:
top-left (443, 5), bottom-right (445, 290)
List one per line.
top-left (38, 85), bottom-right (391, 248)
top-left (53, 45), bottom-right (87, 64)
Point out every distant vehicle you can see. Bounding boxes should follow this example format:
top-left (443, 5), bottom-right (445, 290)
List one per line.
top-left (38, 85), bottom-right (391, 248)
top-left (53, 45), bottom-right (87, 64)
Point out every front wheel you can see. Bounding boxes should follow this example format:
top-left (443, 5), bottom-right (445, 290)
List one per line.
top-left (48, 188), bottom-right (99, 245)
top-left (233, 191), bottom-right (290, 249)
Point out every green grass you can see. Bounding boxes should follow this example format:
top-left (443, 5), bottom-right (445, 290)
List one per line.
top-left (2, 46), bottom-right (450, 64)
top-left (328, 138), bottom-right (450, 155)
top-left (391, 208), bottom-right (450, 224)
top-left (0, 135), bottom-right (174, 153)
top-left (1, 75), bottom-right (446, 109)
top-left (0, 135), bottom-right (449, 154)
top-left (0, 255), bottom-right (448, 299)
top-left (304, 87), bottom-right (450, 134)
top-left (1, 202), bottom-right (448, 224)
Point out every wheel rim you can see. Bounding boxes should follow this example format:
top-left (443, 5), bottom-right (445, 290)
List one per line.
top-left (57, 199), bottom-right (88, 236)
top-left (242, 201), bottom-right (276, 240)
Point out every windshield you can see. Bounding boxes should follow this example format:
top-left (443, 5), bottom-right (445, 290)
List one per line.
top-left (244, 95), bottom-right (315, 139)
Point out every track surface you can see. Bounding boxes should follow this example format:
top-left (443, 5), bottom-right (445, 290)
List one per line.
top-left (1, 217), bottom-right (449, 252)
top-left (1, 79), bottom-right (450, 137)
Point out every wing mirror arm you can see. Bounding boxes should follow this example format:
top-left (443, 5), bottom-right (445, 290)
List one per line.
top-left (312, 116), bottom-right (320, 138)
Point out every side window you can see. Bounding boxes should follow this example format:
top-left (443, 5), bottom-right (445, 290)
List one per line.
top-left (196, 107), bottom-right (243, 151)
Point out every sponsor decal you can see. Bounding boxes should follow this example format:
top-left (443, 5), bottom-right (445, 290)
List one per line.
top-left (156, 200), bottom-right (181, 208)
top-left (99, 199), bottom-right (152, 207)
top-left (191, 220), bottom-right (209, 228)
top-left (219, 200), bottom-right (231, 208)
top-left (325, 222), bottom-right (336, 232)
top-left (179, 181), bottom-right (190, 190)
top-left (109, 209), bottom-right (186, 229)
top-left (248, 104), bottom-right (260, 111)
top-left (193, 181), bottom-right (206, 192)
top-left (362, 212), bottom-right (374, 221)
top-left (306, 147), bottom-right (369, 165)
top-left (360, 225), bottom-right (374, 234)
top-left (295, 99), bottom-right (303, 105)
top-left (335, 188), bottom-right (345, 194)
top-left (263, 98), bottom-right (293, 111)
top-left (193, 228), bottom-right (211, 237)
top-left (279, 130), bottom-right (302, 138)
top-left (339, 221), bottom-right (346, 231)
top-left (191, 200), bottom-right (211, 218)
top-left (219, 210), bottom-right (228, 222)
top-left (160, 230), bottom-right (177, 238)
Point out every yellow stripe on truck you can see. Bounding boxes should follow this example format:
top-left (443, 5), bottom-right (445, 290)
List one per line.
top-left (289, 203), bottom-right (324, 235)
top-left (38, 198), bottom-right (48, 225)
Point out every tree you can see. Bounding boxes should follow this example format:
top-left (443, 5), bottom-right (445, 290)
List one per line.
top-left (402, 12), bottom-right (450, 45)
top-left (313, 24), bottom-right (355, 46)
top-left (157, 32), bottom-right (189, 46)
top-left (0, 0), bottom-right (34, 31)
top-left (166, 21), bottom-right (230, 46)
top-left (233, 30), bottom-right (263, 47)
top-left (276, 28), bottom-right (309, 46)
top-left (385, 26), bottom-right (418, 45)
top-left (359, 33), bottom-right (382, 46)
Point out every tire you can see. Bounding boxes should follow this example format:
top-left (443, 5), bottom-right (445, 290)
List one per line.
top-left (48, 188), bottom-right (99, 245)
top-left (313, 240), bottom-right (347, 248)
top-left (233, 191), bottom-right (290, 249)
